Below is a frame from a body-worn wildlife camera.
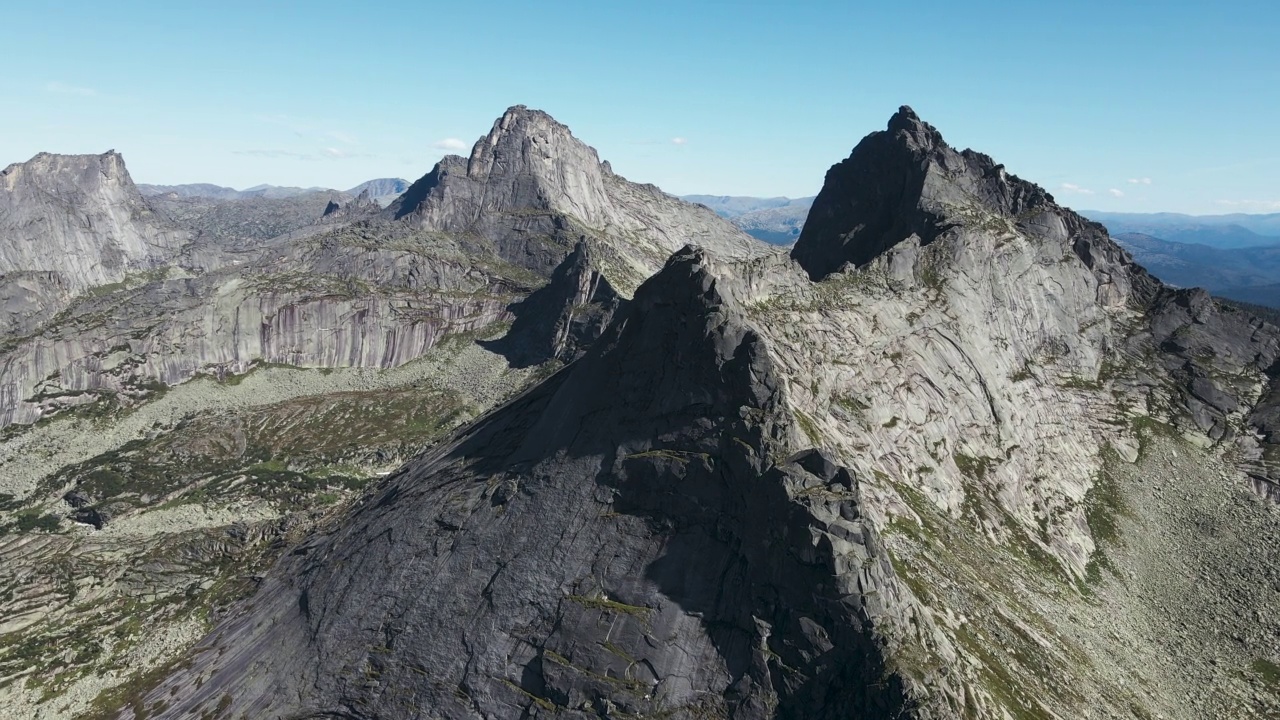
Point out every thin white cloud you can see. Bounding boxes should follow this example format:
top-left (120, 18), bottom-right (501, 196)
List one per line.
top-left (234, 147), bottom-right (363, 161)
top-left (326, 130), bottom-right (359, 145)
top-left (1127, 177), bottom-right (1153, 185)
top-left (1215, 199), bottom-right (1280, 210)
top-left (46, 81), bottom-right (97, 97)
top-left (232, 149), bottom-right (314, 159)
top-left (671, 137), bottom-right (688, 146)
top-left (255, 114), bottom-right (358, 148)
top-left (432, 138), bottom-right (468, 151)
top-left (1060, 183), bottom-right (1095, 195)
top-left (1108, 188), bottom-right (1125, 198)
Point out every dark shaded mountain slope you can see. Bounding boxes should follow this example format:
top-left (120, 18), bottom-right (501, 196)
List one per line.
top-left (127, 247), bottom-right (912, 719)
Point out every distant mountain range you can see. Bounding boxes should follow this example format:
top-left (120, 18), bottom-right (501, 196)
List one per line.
top-left (1110, 232), bottom-right (1280, 307)
top-left (1083, 210), bottom-right (1280, 249)
top-left (680, 194), bottom-right (814, 245)
top-left (345, 177), bottom-right (411, 205)
top-left (137, 178), bottom-right (410, 205)
top-left (684, 196), bottom-right (1280, 302)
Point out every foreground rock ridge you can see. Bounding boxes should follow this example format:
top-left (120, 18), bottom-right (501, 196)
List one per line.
top-left (0, 108), bottom-right (768, 719)
top-left (126, 247), bottom-right (915, 718)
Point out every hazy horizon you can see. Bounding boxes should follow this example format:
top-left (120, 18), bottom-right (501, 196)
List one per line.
top-left (3, 1), bottom-right (1276, 214)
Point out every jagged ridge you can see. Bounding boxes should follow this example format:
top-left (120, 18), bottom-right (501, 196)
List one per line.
top-left (124, 247), bottom-right (913, 719)
top-left (387, 105), bottom-right (769, 290)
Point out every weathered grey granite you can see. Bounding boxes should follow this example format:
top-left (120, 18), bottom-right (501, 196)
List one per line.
top-left (390, 106), bottom-right (771, 291)
top-left (0, 151), bottom-right (186, 295)
top-left (487, 239), bottom-right (625, 367)
top-left (0, 109), bottom-right (764, 430)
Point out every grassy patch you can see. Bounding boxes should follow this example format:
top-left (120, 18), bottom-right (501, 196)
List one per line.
top-left (568, 594), bottom-right (653, 620)
top-left (1251, 658), bottom-right (1280, 688)
top-left (1083, 450), bottom-right (1132, 585)
top-left (795, 409), bottom-right (823, 445)
top-left (499, 679), bottom-right (559, 712)
top-left (1010, 363), bottom-right (1034, 382)
top-left (1059, 376), bottom-right (1103, 391)
top-left (953, 453), bottom-right (996, 482)
top-left (6, 511), bottom-right (62, 534)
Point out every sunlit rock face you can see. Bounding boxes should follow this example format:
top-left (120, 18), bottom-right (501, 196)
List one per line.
top-left (389, 105), bottom-right (770, 289)
top-left (0, 151), bottom-right (186, 295)
top-left (0, 108), bottom-right (768, 430)
top-left (128, 108), bottom-right (1280, 720)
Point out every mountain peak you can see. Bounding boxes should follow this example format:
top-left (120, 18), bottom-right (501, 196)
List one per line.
top-left (791, 106), bottom-right (1139, 290)
top-left (390, 106), bottom-right (612, 242)
top-left (886, 104), bottom-right (944, 151)
top-left (386, 105), bottom-right (765, 289)
top-left (2, 150), bottom-right (130, 192)
top-left (0, 149), bottom-right (184, 295)
top-left (465, 105), bottom-right (604, 180)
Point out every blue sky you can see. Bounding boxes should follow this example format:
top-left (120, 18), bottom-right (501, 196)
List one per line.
top-left (2, 0), bottom-right (1276, 214)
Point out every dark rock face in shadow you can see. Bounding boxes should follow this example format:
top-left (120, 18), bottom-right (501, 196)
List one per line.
top-left (483, 239), bottom-right (625, 368)
top-left (791, 105), bottom-right (1160, 303)
top-left (126, 247), bottom-right (911, 720)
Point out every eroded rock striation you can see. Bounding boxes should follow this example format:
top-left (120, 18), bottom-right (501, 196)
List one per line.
top-left (0, 151), bottom-right (185, 293)
top-left (0, 151), bottom-right (187, 334)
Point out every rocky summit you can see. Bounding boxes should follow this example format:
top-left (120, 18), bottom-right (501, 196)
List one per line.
top-left (3, 106), bottom-right (1280, 720)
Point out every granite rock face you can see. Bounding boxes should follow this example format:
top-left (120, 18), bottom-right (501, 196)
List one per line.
top-left (792, 105), bottom-right (1159, 307)
top-left (0, 151), bottom-right (186, 295)
top-left (321, 189), bottom-right (382, 221)
top-left (390, 106), bottom-right (770, 290)
top-left (0, 108), bottom-right (763, 430)
top-left (488, 239), bottom-right (625, 367)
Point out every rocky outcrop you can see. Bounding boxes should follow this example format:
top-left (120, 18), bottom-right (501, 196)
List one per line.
top-left (0, 107), bottom-right (766, 430)
top-left (0, 256), bottom-right (518, 426)
top-left (389, 106), bottom-right (770, 290)
top-left (321, 189), bottom-right (381, 221)
top-left (487, 239), bottom-right (624, 367)
top-left (114, 106), bottom-right (1280, 720)
top-left (12, 106), bottom-right (1280, 720)
top-left (346, 177), bottom-right (410, 206)
top-left (0, 271), bottom-right (71, 337)
top-left (792, 106), bottom-right (1159, 307)
top-left (0, 151), bottom-right (186, 295)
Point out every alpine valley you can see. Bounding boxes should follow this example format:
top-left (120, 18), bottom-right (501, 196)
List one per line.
top-left (2, 106), bottom-right (1278, 720)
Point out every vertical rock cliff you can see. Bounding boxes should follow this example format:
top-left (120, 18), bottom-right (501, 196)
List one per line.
top-left (0, 151), bottom-right (186, 295)
top-left (125, 247), bottom-right (916, 719)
